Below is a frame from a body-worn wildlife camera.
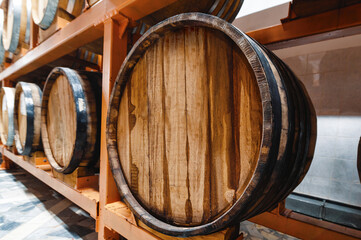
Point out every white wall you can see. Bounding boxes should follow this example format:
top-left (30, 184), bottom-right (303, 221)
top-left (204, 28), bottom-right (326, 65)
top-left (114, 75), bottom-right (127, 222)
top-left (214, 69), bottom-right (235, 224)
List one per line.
top-left (236, 0), bottom-right (291, 17)
top-left (278, 37), bottom-right (361, 207)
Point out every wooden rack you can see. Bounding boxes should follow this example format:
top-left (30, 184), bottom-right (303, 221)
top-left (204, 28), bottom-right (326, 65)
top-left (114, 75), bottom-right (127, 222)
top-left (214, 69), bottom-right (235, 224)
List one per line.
top-left (0, 1), bottom-right (360, 239)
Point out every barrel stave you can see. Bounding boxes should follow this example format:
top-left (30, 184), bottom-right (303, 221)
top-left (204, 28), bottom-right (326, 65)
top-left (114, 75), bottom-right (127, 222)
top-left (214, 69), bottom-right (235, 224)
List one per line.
top-left (107, 13), bottom-right (289, 237)
top-left (14, 82), bottom-right (43, 156)
top-left (41, 67), bottom-right (101, 174)
top-left (0, 87), bottom-right (15, 146)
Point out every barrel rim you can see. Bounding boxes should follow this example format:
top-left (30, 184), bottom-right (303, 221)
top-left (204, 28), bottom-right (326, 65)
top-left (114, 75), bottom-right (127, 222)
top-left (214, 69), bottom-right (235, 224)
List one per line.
top-left (41, 67), bottom-right (88, 174)
top-left (0, 9), bottom-right (5, 64)
top-left (3, 0), bottom-right (23, 52)
top-left (14, 82), bottom-right (42, 156)
top-left (106, 13), bottom-right (282, 237)
top-left (0, 87), bottom-right (15, 146)
top-left (31, 0), bottom-right (59, 30)
top-left (239, 38), bottom-right (299, 219)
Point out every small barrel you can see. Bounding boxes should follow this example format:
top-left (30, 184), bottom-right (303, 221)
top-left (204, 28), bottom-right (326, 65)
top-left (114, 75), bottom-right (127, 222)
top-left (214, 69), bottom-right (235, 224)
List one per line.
top-left (0, 9), bottom-right (5, 64)
top-left (106, 13), bottom-right (316, 237)
top-left (32, 0), bottom-right (84, 30)
top-left (2, 0), bottom-right (31, 53)
top-left (41, 67), bottom-right (101, 174)
top-left (14, 82), bottom-right (43, 156)
top-left (0, 87), bottom-right (15, 146)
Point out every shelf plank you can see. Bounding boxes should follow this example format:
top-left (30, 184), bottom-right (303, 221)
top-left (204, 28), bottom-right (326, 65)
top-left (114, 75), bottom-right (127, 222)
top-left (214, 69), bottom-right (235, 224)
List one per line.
top-left (249, 211), bottom-right (361, 240)
top-left (0, 0), bottom-right (178, 82)
top-left (2, 147), bottom-right (99, 219)
top-left (103, 202), bottom-right (160, 240)
top-left (247, 3), bottom-right (361, 45)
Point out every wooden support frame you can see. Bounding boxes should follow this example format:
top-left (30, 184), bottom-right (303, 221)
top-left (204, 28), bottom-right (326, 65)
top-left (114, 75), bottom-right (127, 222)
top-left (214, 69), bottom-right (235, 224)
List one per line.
top-left (249, 202), bottom-right (361, 240)
top-left (247, 2), bottom-right (361, 45)
top-left (0, 0), bottom-right (360, 239)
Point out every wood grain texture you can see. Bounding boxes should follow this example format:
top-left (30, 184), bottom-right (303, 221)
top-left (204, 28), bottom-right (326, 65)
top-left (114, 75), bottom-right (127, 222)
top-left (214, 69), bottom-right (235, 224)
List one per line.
top-left (48, 74), bottom-right (76, 167)
top-left (14, 82), bottom-right (43, 156)
top-left (107, 13), bottom-right (316, 237)
top-left (0, 87), bottom-right (15, 146)
top-left (117, 27), bottom-right (262, 226)
top-left (41, 67), bottom-right (101, 174)
top-left (18, 92), bottom-right (27, 147)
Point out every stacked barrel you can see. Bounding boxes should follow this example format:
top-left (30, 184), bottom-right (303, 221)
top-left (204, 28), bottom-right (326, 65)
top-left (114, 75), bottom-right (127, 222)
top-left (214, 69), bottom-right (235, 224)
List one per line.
top-left (41, 67), bottom-right (101, 174)
top-left (0, 1), bottom-right (318, 238)
top-left (106, 13), bottom-right (317, 237)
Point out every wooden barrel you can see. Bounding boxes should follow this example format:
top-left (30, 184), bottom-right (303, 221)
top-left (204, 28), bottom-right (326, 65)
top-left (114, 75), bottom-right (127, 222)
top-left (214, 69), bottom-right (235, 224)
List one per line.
top-left (2, 0), bottom-right (31, 53)
top-left (107, 13), bottom-right (316, 237)
top-left (14, 82), bottom-right (42, 156)
top-left (0, 87), bottom-right (15, 146)
top-left (41, 67), bottom-right (101, 174)
top-left (0, 9), bottom-right (5, 64)
top-left (132, 0), bottom-right (243, 39)
top-left (32, 0), bottom-right (84, 30)
top-left (140, 0), bottom-right (243, 26)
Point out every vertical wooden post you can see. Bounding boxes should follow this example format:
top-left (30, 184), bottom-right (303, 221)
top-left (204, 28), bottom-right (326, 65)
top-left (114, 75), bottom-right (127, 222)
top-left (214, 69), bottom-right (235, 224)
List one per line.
top-left (98, 17), bottom-right (129, 240)
top-left (30, 19), bottom-right (39, 49)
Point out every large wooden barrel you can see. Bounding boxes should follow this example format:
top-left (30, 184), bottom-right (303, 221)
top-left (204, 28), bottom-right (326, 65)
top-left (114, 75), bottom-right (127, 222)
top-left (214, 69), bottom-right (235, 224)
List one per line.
top-left (2, 0), bottom-right (31, 53)
top-left (41, 67), bottom-right (101, 174)
top-left (32, 0), bottom-right (84, 30)
top-left (0, 87), bottom-right (15, 146)
top-left (107, 13), bottom-right (317, 237)
top-left (14, 82), bottom-right (42, 156)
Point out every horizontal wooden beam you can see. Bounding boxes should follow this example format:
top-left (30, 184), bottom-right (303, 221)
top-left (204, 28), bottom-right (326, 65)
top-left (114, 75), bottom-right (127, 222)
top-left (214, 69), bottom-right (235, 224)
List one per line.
top-left (249, 211), bottom-right (361, 240)
top-left (103, 202), bottom-right (161, 240)
top-left (0, 0), bottom-right (177, 82)
top-left (2, 147), bottom-right (99, 219)
top-left (247, 3), bottom-right (361, 45)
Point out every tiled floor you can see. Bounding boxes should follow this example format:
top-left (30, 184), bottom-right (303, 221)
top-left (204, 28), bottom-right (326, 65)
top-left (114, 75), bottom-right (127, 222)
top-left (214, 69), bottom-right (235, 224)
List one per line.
top-left (239, 221), bottom-right (298, 240)
top-left (0, 169), bottom-right (97, 240)
top-left (0, 168), bottom-right (298, 240)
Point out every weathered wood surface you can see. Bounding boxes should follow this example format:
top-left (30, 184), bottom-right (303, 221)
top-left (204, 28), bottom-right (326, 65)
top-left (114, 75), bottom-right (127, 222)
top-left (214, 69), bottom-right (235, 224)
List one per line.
top-left (41, 67), bottom-right (101, 174)
top-left (14, 82), bottom-right (43, 156)
top-left (0, 87), bottom-right (15, 146)
top-left (107, 13), bottom-right (316, 237)
top-left (0, 9), bottom-right (5, 64)
top-left (117, 27), bottom-right (262, 226)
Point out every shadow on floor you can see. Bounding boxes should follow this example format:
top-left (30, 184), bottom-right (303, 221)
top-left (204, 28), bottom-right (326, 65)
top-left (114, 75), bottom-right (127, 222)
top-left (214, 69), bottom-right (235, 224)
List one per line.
top-left (0, 169), bottom-right (97, 240)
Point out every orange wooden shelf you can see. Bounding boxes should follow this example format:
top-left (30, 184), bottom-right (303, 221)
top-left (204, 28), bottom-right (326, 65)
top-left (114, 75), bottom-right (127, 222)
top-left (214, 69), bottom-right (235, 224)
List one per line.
top-left (0, 0), bottom-right (178, 82)
top-left (1, 1), bottom-right (361, 239)
top-left (103, 201), bottom-right (160, 240)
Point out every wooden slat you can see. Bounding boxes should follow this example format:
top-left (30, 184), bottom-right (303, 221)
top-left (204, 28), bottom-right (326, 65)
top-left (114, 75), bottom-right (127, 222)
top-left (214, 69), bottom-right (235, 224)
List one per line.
top-left (249, 211), bottom-right (361, 240)
top-left (0, 0), bottom-right (178, 82)
top-left (98, 17), bottom-right (128, 239)
top-left (116, 26), bottom-right (263, 226)
top-left (247, 3), bottom-right (361, 45)
top-left (103, 202), bottom-right (161, 240)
